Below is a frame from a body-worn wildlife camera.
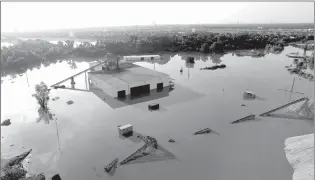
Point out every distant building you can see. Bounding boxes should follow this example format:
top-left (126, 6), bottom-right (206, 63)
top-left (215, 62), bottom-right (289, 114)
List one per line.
top-left (123, 55), bottom-right (160, 63)
top-left (88, 63), bottom-right (170, 98)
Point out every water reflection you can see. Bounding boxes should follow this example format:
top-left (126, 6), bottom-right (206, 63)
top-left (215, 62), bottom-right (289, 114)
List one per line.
top-left (201, 56), bottom-right (208, 62)
top-left (36, 107), bottom-right (54, 124)
top-left (67, 60), bottom-right (77, 70)
top-left (160, 54), bottom-right (174, 64)
top-left (1, 46), bottom-right (314, 180)
top-left (210, 54), bottom-right (223, 64)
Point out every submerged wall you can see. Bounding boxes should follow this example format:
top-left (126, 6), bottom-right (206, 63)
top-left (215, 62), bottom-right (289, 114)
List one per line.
top-left (284, 133), bottom-right (314, 180)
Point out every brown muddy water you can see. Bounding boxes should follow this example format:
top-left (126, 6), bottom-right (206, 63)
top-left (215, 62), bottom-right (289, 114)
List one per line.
top-left (1, 46), bottom-right (314, 180)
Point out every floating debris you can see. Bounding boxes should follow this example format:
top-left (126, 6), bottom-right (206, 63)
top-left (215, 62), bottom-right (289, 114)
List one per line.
top-left (231, 114), bottom-right (256, 124)
top-left (5, 149), bottom-right (32, 168)
top-left (1, 119), bottom-right (11, 126)
top-left (200, 64), bottom-right (226, 70)
top-left (52, 97), bottom-right (60, 101)
top-left (104, 158), bottom-right (119, 173)
top-left (241, 104), bottom-right (246, 107)
top-left (194, 128), bottom-right (212, 135)
top-left (66, 100), bottom-right (74, 105)
top-left (168, 139), bottom-right (176, 143)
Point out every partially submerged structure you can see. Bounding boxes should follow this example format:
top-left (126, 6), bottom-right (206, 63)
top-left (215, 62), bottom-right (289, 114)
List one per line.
top-left (120, 136), bottom-right (158, 165)
top-left (123, 55), bottom-right (161, 63)
top-left (104, 158), bottom-right (119, 173)
top-left (259, 97), bottom-right (314, 119)
top-left (118, 124), bottom-right (133, 136)
top-left (243, 91), bottom-right (256, 99)
top-left (200, 64), bottom-right (226, 70)
top-left (231, 114), bottom-right (256, 124)
top-left (88, 63), bottom-right (170, 99)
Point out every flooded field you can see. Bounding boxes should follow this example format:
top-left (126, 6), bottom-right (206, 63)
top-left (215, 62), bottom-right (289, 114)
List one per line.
top-left (1, 46), bottom-right (314, 180)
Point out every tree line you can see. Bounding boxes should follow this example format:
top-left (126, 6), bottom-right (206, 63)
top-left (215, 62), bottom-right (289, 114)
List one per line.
top-left (1, 32), bottom-right (312, 76)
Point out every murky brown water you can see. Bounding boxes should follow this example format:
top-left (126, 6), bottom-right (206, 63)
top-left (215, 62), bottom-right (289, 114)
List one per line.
top-left (1, 46), bottom-right (313, 180)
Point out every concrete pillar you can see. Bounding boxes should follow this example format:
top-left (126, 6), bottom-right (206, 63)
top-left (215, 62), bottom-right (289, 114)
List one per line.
top-left (71, 77), bottom-right (75, 85)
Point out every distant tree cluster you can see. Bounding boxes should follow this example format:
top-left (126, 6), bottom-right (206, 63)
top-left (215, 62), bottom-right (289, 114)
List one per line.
top-left (1, 31), bottom-right (308, 76)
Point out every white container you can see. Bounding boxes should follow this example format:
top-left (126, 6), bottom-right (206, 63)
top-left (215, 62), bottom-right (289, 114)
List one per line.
top-left (118, 124), bottom-right (133, 135)
top-left (243, 91), bottom-right (256, 99)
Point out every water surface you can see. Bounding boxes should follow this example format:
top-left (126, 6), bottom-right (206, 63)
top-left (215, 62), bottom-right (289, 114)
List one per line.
top-left (1, 46), bottom-right (313, 180)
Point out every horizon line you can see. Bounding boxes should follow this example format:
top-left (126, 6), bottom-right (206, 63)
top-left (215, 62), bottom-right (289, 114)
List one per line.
top-left (2, 22), bottom-right (314, 34)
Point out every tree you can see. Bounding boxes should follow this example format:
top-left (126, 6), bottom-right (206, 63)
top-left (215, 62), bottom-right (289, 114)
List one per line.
top-left (209, 42), bottom-right (224, 53)
top-left (65, 40), bottom-right (75, 48)
top-left (200, 43), bottom-right (210, 53)
top-left (57, 41), bottom-right (64, 47)
top-left (33, 82), bottom-right (50, 109)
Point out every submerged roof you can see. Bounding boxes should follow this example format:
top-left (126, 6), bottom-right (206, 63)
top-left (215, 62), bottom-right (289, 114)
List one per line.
top-left (88, 64), bottom-right (169, 87)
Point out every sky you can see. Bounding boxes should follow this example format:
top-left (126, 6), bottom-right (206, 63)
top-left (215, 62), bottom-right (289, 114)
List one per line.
top-left (1, 2), bottom-right (314, 32)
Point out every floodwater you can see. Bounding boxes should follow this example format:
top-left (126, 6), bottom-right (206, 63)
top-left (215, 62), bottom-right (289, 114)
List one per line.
top-left (1, 46), bottom-right (314, 180)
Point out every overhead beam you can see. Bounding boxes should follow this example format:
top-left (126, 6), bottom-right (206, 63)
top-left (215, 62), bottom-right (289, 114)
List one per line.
top-left (50, 62), bottom-right (104, 87)
top-left (259, 97), bottom-right (308, 117)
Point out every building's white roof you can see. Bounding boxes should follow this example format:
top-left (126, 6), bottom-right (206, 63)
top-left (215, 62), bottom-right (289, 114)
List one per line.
top-left (88, 64), bottom-right (169, 87)
top-left (124, 55), bottom-right (160, 58)
top-left (89, 72), bottom-right (128, 87)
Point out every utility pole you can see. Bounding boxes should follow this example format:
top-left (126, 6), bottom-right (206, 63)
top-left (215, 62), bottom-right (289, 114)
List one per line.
top-left (289, 77), bottom-right (296, 103)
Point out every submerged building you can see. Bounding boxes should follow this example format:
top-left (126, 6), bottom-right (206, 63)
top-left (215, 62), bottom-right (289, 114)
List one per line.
top-left (88, 63), bottom-right (170, 98)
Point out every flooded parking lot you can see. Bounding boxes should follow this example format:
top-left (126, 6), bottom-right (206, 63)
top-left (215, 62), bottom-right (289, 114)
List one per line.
top-left (1, 46), bottom-right (313, 180)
